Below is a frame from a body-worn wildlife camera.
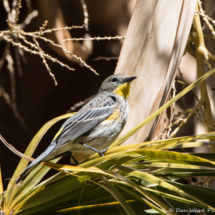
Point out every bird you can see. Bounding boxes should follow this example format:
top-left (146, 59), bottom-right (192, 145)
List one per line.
top-left (16, 73), bottom-right (136, 183)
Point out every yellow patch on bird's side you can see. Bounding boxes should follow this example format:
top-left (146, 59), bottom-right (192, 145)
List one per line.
top-left (106, 108), bottom-right (120, 121)
top-left (114, 83), bottom-right (130, 98)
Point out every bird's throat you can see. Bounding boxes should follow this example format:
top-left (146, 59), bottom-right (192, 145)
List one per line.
top-left (114, 83), bottom-right (130, 98)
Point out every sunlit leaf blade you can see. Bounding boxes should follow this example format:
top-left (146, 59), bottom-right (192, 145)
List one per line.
top-left (166, 181), bottom-right (215, 207)
top-left (44, 162), bottom-right (113, 177)
top-left (102, 176), bottom-right (137, 215)
top-left (87, 132), bottom-right (215, 162)
top-left (52, 200), bottom-right (145, 215)
top-left (16, 174), bottom-right (90, 212)
top-left (14, 161), bottom-right (163, 214)
top-left (10, 137), bottom-right (215, 214)
top-left (114, 172), bottom-right (176, 214)
top-left (4, 113), bottom-right (74, 209)
top-left (91, 149), bottom-right (215, 171)
top-left (142, 162), bottom-right (215, 170)
top-left (17, 173), bottom-right (136, 215)
top-left (9, 145), bottom-right (215, 214)
top-left (8, 165), bottom-right (50, 210)
top-left (9, 158), bottom-right (61, 210)
top-left (116, 184), bottom-right (168, 215)
top-left (11, 173), bottom-right (68, 212)
top-left (154, 170), bottom-right (215, 180)
top-left (118, 165), bottom-right (215, 209)
top-left (0, 193), bottom-right (2, 207)
top-left (15, 164), bottom-right (135, 213)
top-left (168, 141), bottom-right (215, 149)
top-left (114, 181), bottom-right (203, 208)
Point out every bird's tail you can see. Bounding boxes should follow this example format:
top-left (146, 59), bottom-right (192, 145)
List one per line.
top-left (16, 142), bottom-right (56, 184)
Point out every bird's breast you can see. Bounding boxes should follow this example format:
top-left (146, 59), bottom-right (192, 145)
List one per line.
top-left (73, 99), bottom-right (129, 154)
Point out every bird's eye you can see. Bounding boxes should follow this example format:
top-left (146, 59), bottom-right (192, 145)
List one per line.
top-left (112, 77), bottom-right (118, 83)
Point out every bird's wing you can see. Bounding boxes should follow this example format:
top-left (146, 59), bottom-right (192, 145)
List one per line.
top-left (55, 95), bottom-right (115, 147)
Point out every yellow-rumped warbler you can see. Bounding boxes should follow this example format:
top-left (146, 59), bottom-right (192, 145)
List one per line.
top-left (16, 74), bottom-right (136, 183)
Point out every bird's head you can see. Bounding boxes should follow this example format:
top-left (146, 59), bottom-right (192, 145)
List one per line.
top-left (99, 74), bottom-right (137, 98)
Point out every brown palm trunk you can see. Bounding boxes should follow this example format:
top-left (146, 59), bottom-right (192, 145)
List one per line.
top-left (115, 0), bottom-right (197, 144)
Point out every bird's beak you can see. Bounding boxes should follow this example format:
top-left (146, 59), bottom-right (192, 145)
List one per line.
top-left (124, 76), bottom-right (137, 83)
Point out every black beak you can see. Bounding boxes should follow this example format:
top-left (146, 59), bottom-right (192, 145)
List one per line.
top-left (124, 76), bottom-right (137, 83)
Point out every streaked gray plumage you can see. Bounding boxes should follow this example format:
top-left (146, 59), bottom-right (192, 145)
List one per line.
top-left (16, 74), bottom-right (136, 183)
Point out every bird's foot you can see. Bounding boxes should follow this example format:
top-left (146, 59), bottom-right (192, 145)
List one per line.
top-left (80, 143), bottom-right (109, 157)
top-left (97, 147), bottom-right (109, 157)
top-left (98, 147), bottom-right (110, 157)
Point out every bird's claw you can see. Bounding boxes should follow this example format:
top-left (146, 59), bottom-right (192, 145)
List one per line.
top-left (98, 147), bottom-right (109, 157)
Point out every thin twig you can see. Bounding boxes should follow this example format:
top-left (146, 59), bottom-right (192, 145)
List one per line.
top-left (25, 0), bottom-right (32, 14)
top-left (1, 34), bottom-right (75, 72)
top-left (0, 134), bottom-right (33, 161)
top-left (63, 35), bottom-right (125, 42)
top-left (33, 37), bottom-right (57, 85)
top-left (78, 181), bottom-right (87, 215)
top-left (33, 33), bottom-right (98, 74)
top-left (38, 25), bottom-right (85, 35)
top-left (170, 98), bottom-right (205, 138)
top-left (3, 0), bottom-right (11, 14)
top-left (39, 20), bottom-right (48, 36)
top-left (0, 43), bottom-right (10, 71)
top-left (196, 10), bottom-right (215, 36)
top-left (6, 54), bottom-right (16, 103)
top-left (0, 86), bottom-right (28, 129)
top-left (178, 68), bottom-right (189, 109)
top-left (81, 0), bottom-right (89, 31)
top-left (14, 46), bottom-right (23, 76)
top-left (204, 34), bottom-right (215, 40)
top-left (20, 33), bottom-right (97, 74)
top-left (93, 56), bottom-right (119, 61)
top-left (18, 10), bottom-right (38, 29)
top-left (13, 0), bottom-right (22, 25)
top-left (202, 3), bottom-right (215, 30)
top-left (67, 95), bottom-right (95, 112)
top-left (1, 26), bottom-right (85, 36)
top-left (166, 82), bottom-right (176, 138)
